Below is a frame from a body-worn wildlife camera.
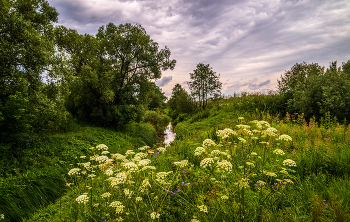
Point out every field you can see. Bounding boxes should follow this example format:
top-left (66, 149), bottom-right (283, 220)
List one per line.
top-left (14, 97), bottom-right (350, 222)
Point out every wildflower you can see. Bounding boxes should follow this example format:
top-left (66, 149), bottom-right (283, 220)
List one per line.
top-left (211, 150), bottom-right (221, 156)
top-left (251, 152), bottom-right (258, 156)
top-left (266, 172), bottom-right (277, 177)
top-left (141, 166), bottom-right (156, 171)
top-left (96, 144), bottom-right (108, 150)
top-left (235, 178), bottom-right (250, 188)
top-left (238, 117), bottom-right (244, 120)
top-left (173, 160), bottom-right (188, 168)
top-left (111, 153), bottom-right (126, 160)
top-left (150, 212), bottom-right (160, 219)
top-left (95, 155), bottom-right (109, 163)
top-left (217, 160), bottom-right (232, 172)
top-left (256, 180), bottom-right (266, 186)
top-left (194, 147), bottom-right (206, 156)
top-left (198, 205), bottom-right (208, 213)
top-left (124, 162), bottom-right (138, 172)
top-left (0, 214), bottom-right (4, 220)
top-left (236, 124), bottom-right (250, 130)
top-left (278, 134), bottom-right (292, 142)
top-left (124, 188), bottom-right (133, 198)
top-left (141, 179), bottom-right (151, 188)
top-left (156, 171), bottom-right (172, 180)
top-left (138, 159), bottom-right (151, 167)
top-left (125, 150), bottom-right (135, 156)
top-left (259, 141), bottom-right (269, 145)
top-left (101, 151), bottom-right (110, 155)
top-left (101, 192), bottom-right (111, 198)
top-left (105, 169), bottom-right (113, 176)
top-left (110, 201), bottom-right (125, 214)
top-left (216, 128), bottom-right (237, 139)
top-left (256, 121), bottom-right (270, 129)
top-left (134, 152), bottom-right (148, 160)
top-left (280, 169), bottom-right (289, 174)
top-left (203, 139), bottom-right (216, 148)
top-left (136, 197), bottom-right (142, 202)
top-left (110, 172), bottom-right (127, 187)
top-left (221, 195), bottom-right (229, 200)
top-left (283, 159), bottom-right (297, 167)
top-left (138, 146), bottom-right (150, 151)
top-left (246, 162), bottom-right (255, 167)
top-left (80, 156), bottom-right (86, 159)
top-left (238, 137), bottom-right (247, 143)
top-left (273, 149), bottom-right (285, 155)
top-left (283, 179), bottom-right (294, 184)
top-left (200, 158), bottom-right (214, 169)
top-left (79, 162), bottom-right (91, 170)
top-left (76, 195), bottom-right (89, 204)
top-left (191, 219), bottom-right (200, 222)
top-left (68, 168), bottom-right (81, 176)
top-left (88, 174), bottom-right (96, 178)
top-left (251, 137), bottom-right (259, 140)
top-left (157, 147), bottom-right (167, 153)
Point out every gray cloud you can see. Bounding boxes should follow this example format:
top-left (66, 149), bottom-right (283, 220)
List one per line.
top-left (47, 0), bottom-right (350, 96)
top-left (155, 76), bottom-right (173, 87)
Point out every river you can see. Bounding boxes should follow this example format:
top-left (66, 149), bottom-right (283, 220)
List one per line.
top-left (164, 122), bottom-right (176, 147)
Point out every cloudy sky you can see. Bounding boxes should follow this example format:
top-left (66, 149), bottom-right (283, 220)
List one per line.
top-left (47, 0), bottom-right (350, 97)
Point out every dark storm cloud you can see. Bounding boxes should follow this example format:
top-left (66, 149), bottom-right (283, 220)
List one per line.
top-left (155, 76), bottom-right (173, 87)
top-left (46, 0), bottom-right (350, 95)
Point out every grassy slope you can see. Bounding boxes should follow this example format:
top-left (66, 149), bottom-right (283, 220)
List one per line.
top-left (0, 122), bottom-right (157, 221)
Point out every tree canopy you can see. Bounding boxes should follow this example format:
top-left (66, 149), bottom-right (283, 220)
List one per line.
top-left (188, 63), bottom-right (222, 110)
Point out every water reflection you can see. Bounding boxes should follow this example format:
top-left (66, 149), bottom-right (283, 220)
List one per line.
top-left (164, 122), bottom-right (176, 147)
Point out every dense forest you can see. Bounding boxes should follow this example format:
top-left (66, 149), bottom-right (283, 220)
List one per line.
top-left (1, 0), bottom-right (350, 221)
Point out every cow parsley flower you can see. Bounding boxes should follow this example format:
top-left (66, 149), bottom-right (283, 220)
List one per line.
top-left (221, 195), bottom-right (229, 200)
top-left (141, 166), bottom-right (156, 171)
top-left (110, 172), bottom-right (127, 187)
top-left (216, 128), bottom-right (237, 139)
top-left (198, 205), bottom-right (208, 213)
top-left (236, 178), bottom-right (250, 188)
top-left (283, 159), bottom-right (297, 167)
top-left (238, 137), bottom-right (247, 143)
top-left (124, 162), bottom-right (138, 172)
top-left (211, 150), bottom-right (221, 156)
top-left (191, 219), bottom-right (200, 222)
top-left (111, 153), bottom-right (126, 160)
top-left (125, 150), bottom-right (135, 156)
top-left (150, 212), bottom-right (160, 219)
top-left (105, 169), bottom-right (114, 176)
top-left (138, 146), bottom-right (150, 151)
top-left (110, 201), bottom-right (124, 214)
top-left (136, 197), bottom-right (142, 202)
top-left (95, 155), bottom-right (109, 163)
top-left (138, 159), bottom-right (151, 167)
top-left (217, 160), bottom-right (232, 172)
top-left (76, 195), bottom-right (89, 204)
top-left (96, 144), bottom-right (108, 150)
top-left (266, 172), bottom-right (277, 177)
top-left (273, 149), bottom-right (285, 155)
top-left (101, 151), bottom-right (110, 155)
top-left (203, 139), bottom-right (216, 148)
top-left (101, 192), bottom-right (111, 198)
top-left (68, 168), bottom-right (81, 176)
top-left (173, 160), bottom-right (188, 168)
top-left (278, 134), bottom-right (292, 141)
top-left (246, 162), bottom-right (255, 167)
top-left (194, 147), bottom-right (206, 156)
top-left (157, 147), bottom-right (167, 153)
top-left (200, 158), bottom-right (214, 169)
top-left (0, 214), bottom-right (3, 220)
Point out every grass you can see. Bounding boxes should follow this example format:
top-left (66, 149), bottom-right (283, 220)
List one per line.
top-left (0, 122), bottom-right (158, 221)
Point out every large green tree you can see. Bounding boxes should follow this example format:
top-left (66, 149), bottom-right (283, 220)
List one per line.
top-left (167, 84), bottom-right (196, 120)
top-left (0, 0), bottom-right (69, 145)
top-left (55, 23), bottom-right (176, 126)
top-left (188, 63), bottom-right (222, 110)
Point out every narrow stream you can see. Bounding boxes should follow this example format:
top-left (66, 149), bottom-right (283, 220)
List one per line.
top-left (164, 122), bottom-right (176, 147)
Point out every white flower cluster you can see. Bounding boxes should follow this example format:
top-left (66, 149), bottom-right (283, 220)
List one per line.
top-left (202, 139), bottom-right (216, 148)
top-left (110, 201), bottom-right (125, 214)
top-left (264, 127), bottom-right (277, 137)
top-left (134, 152), bottom-right (148, 160)
top-left (191, 219), bottom-right (200, 222)
top-left (141, 179), bottom-right (151, 188)
top-left (256, 121), bottom-right (270, 129)
top-left (236, 178), bottom-right (250, 189)
top-left (194, 147), bottom-right (206, 156)
top-left (138, 146), bottom-right (150, 151)
top-left (111, 153), bottom-right (126, 160)
top-left (123, 188), bottom-right (133, 198)
top-left (157, 147), bottom-right (167, 153)
top-left (239, 129), bottom-right (253, 136)
top-left (76, 195), bottom-right (89, 204)
top-left (0, 214), bottom-right (3, 220)
top-left (216, 128), bottom-right (236, 139)
top-left (124, 162), bottom-right (138, 172)
top-left (110, 172), bottom-right (127, 187)
top-left (105, 168), bottom-right (114, 176)
top-left (95, 155), bottom-right (109, 163)
top-left (68, 168), bottom-right (81, 176)
top-left (101, 151), bottom-right (110, 155)
top-left (79, 162), bottom-right (91, 170)
top-left (173, 160), bottom-right (188, 168)
top-left (256, 180), bottom-right (266, 186)
top-left (266, 172), bottom-right (277, 177)
top-left (236, 124), bottom-right (250, 130)
top-left (283, 179), bottom-right (294, 184)
top-left (221, 195), bottom-right (229, 200)
top-left (198, 205), bottom-right (208, 213)
top-left (246, 162), bottom-right (255, 167)
top-left (278, 134), bottom-right (292, 141)
top-left (210, 150), bottom-right (221, 156)
top-left (136, 196), bottom-right (142, 202)
top-left (150, 212), bottom-right (160, 219)
top-left (141, 166), bottom-right (156, 171)
top-left (200, 158), bottom-right (214, 169)
top-left (101, 192), bottom-right (111, 198)
top-left (217, 160), bottom-right (232, 172)
top-left (238, 137), bottom-right (247, 143)
top-left (156, 171), bottom-right (172, 180)
top-left (96, 144), bottom-right (108, 150)
top-left (137, 159), bottom-right (151, 167)
top-left (125, 150), bottom-right (135, 156)
top-left (273, 149), bottom-right (285, 155)
top-left (283, 159), bottom-right (297, 167)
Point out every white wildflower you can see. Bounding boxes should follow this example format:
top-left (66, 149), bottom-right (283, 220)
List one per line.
top-left (283, 159), bottom-right (297, 167)
top-left (221, 195), bottom-right (229, 200)
top-left (125, 150), bottom-right (135, 156)
top-left (157, 147), bottom-right (167, 153)
top-left (138, 159), bottom-right (151, 167)
top-left (150, 212), bottom-right (160, 219)
top-left (200, 158), bottom-right (214, 169)
top-left (101, 192), bottom-right (111, 198)
top-left (136, 197), bottom-right (142, 202)
top-left (202, 139), bottom-right (216, 148)
top-left (211, 150), bottom-right (221, 156)
top-left (68, 168), bottom-right (81, 176)
top-left (124, 162), bottom-right (138, 172)
top-left (266, 172), bottom-right (277, 177)
top-left (110, 201), bottom-right (124, 214)
top-left (138, 146), bottom-right (150, 151)
top-left (278, 134), bottom-right (293, 142)
top-left (273, 149), bottom-right (285, 155)
top-left (238, 137), bottom-right (247, 143)
top-left (96, 144), bottom-right (108, 150)
top-left (217, 160), bottom-right (232, 172)
top-left (198, 205), bottom-right (208, 213)
top-left (173, 160), bottom-right (188, 168)
top-left (76, 195), bottom-right (89, 204)
top-left (194, 147), bottom-right (206, 156)
top-left (141, 166), bottom-right (156, 171)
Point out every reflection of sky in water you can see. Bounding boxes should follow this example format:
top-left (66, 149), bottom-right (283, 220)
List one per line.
top-left (164, 123), bottom-right (176, 147)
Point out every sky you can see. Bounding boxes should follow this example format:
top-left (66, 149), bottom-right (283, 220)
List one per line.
top-left (47, 0), bottom-right (350, 97)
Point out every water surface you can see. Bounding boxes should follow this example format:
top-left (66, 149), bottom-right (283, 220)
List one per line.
top-left (164, 122), bottom-right (176, 147)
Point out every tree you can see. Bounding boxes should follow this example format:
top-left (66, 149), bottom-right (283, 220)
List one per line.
top-left (55, 23), bottom-right (176, 126)
top-left (188, 63), bottom-right (222, 110)
top-left (0, 0), bottom-right (69, 145)
top-left (167, 84), bottom-right (196, 120)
